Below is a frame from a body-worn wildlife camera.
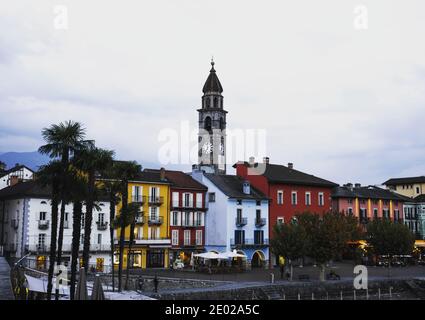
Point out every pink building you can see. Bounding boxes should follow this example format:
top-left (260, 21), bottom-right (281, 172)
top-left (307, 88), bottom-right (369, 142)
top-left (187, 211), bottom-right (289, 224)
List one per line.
top-left (332, 184), bottom-right (405, 225)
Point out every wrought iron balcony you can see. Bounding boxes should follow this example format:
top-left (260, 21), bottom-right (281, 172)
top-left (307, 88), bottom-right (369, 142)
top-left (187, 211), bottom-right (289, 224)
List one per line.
top-left (148, 196), bottom-right (164, 206)
top-left (230, 238), bottom-right (269, 247)
top-left (135, 214), bottom-right (145, 224)
top-left (255, 218), bottom-right (266, 227)
top-left (131, 195), bottom-right (146, 205)
top-left (96, 221), bottom-right (108, 230)
top-left (38, 220), bottom-right (49, 230)
top-left (235, 217), bottom-right (248, 227)
top-left (148, 215), bottom-right (163, 225)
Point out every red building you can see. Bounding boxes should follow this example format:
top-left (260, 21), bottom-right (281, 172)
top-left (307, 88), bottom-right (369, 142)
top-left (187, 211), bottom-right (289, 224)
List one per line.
top-left (234, 157), bottom-right (338, 263)
top-left (147, 169), bottom-right (208, 267)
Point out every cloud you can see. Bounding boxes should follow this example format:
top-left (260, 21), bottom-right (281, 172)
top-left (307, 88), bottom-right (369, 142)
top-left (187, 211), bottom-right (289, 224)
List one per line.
top-left (1, 0), bottom-right (425, 185)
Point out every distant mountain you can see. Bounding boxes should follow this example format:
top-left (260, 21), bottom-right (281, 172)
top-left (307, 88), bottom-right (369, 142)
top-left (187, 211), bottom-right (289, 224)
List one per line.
top-left (0, 151), bottom-right (50, 171)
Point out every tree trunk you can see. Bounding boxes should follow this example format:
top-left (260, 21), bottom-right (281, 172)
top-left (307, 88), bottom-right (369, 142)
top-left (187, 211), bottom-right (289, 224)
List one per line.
top-left (125, 220), bottom-right (136, 290)
top-left (319, 263), bottom-right (326, 281)
top-left (109, 197), bottom-right (116, 291)
top-left (118, 182), bottom-right (128, 292)
top-left (55, 199), bottom-right (66, 300)
top-left (83, 171), bottom-right (95, 272)
top-left (70, 201), bottom-right (82, 300)
top-left (47, 185), bottom-right (59, 300)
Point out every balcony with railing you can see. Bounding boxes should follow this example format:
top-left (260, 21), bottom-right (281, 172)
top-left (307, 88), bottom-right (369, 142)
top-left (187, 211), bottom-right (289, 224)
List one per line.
top-left (235, 217), bottom-right (248, 227)
top-left (181, 220), bottom-right (203, 227)
top-left (11, 219), bottom-right (19, 229)
top-left (255, 218), bottom-right (266, 227)
top-left (148, 215), bottom-right (163, 225)
top-left (26, 244), bottom-right (48, 253)
top-left (230, 238), bottom-right (269, 247)
top-left (96, 221), bottom-right (108, 230)
top-left (38, 220), bottom-right (49, 230)
top-left (148, 196), bottom-right (164, 206)
top-left (131, 195), bottom-right (146, 205)
top-left (135, 214), bottom-right (145, 224)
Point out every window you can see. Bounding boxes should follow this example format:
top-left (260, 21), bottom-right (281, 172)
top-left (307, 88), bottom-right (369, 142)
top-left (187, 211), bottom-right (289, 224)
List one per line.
top-left (347, 208), bottom-right (353, 215)
top-left (277, 191), bottom-right (283, 205)
top-left (234, 230), bottom-right (245, 245)
top-left (148, 227), bottom-right (160, 240)
top-left (172, 192), bottom-right (179, 207)
top-left (196, 230), bottom-right (203, 246)
top-left (254, 230), bottom-right (264, 244)
top-left (277, 217), bottom-right (284, 224)
top-left (383, 209), bottom-right (390, 219)
top-left (183, 212), bottom-right (191, 226)
top-left (256, 200), bottom-right (261, 206)
top-left (171, 211), bottom-right (179, 226)
top-left (39, 212), bottom-right (46, 221)
top-left (38, 234), bottom-right (46, 248)
top-left (132, 186), bottom-right (142, 202)
top-left (236, 199), bottom-right (242, 205)
top-left (416, 187), bottom-right (420, 194)
top-left (291, 192), bottom-right (297, 205)
top-left (149, 187), bottom-right (159, 201)
top-left (208, 192), bottom-right (215, 202)
top-left (97, 234), bottom-right (102, 245)
top-left (360, 208), bottom-right (367, 223)
top-left (394, 210), bottom-right (400, 221)
top-left (184, 230), bottom-right (191, 246)
top-left (318, 193), bottom-right (324, 206)
top-left (196, 193), bottom-right (203, 208)
top-left (98, 212), bottom-right (104, 224)
top-left (195, 212), bottom-right (202, 226)
top-left (184, 193), bottom-right (193, 207)
top-left (172, 230), bottom-right (179, 246)
top-left (135, 227), bottom-right (143, 239)
top-left (347, 199), bottom-right (353, 204)
top-left (149, 206), bottom-right (158, 219)
top-left (305, 192), bottom-right (311, 206)
top-left (236, 208), bottom-right (243, 222)
top-left (373, 208), bottom-right (378, 219)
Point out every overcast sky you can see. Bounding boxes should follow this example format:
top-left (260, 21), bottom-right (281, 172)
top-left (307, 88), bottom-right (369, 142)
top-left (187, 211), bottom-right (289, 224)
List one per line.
top-left (1, 0), bottom-right (425, 185)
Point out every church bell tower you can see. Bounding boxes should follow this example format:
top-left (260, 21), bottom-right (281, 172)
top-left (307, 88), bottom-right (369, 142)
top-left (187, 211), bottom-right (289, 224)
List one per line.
top-left (196, 60), bottom-right (227, 174)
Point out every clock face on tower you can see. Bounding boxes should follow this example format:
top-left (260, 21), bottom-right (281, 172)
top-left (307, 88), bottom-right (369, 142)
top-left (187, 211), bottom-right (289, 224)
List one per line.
top-left (202, 142), bottom-right (213, 154)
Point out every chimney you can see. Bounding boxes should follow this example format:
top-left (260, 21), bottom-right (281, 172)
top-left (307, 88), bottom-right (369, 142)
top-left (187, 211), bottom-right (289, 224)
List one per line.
top-left (249, 156), bottom-right (255, 166)
top-left (242, 180), bottom-right (251, 195)
top-left (288, 162), bottom-right (294, 169)
top-left (10, 175), bottom-right (19, 186)
top-left (354, 183), bottom-right (361, 188)
top-left (159, 167), bottom-right (166, 181)
top-left (263, 157), bottom-right (269, 164)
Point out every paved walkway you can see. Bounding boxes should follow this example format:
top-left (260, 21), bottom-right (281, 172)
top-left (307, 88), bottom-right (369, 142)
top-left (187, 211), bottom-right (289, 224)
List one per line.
top-left (0, 257), bottom-right (13, 300)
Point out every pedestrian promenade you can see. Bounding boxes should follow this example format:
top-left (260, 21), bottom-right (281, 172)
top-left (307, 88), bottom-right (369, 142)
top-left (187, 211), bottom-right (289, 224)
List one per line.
top-left (0, 257), bottom-right (14, 300)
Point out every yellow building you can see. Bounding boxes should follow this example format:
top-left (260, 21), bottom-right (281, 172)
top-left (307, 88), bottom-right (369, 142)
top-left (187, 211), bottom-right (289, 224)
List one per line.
top-left (384, 176), bottom-right (425, 198)
top-left (115, 169), bottom-right (171, 269)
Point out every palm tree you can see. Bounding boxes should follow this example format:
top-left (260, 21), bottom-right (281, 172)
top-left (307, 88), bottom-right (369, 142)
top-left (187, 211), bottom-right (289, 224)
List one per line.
top-left (36, 161), bottom-right (62, 300)
top-left (114, 161), bottom-right (142, 292)
top-left (125, 203), bottom-right (141, 289)
top-left (38, 121), bottom-right (92, 274)
top-left (99, 164), bottom-right (121, 291)
top-left (74, 147), bottom-right (114, 272)
top-left (68, 172), bottom-right (87, 300)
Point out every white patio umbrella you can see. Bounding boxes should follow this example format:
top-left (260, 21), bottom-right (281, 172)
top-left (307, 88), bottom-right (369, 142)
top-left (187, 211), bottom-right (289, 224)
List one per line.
top-left (223, 250), bottom-right (247, 259)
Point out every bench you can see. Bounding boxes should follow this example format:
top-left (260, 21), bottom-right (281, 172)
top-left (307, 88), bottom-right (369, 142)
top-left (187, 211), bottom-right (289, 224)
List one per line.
top-left (298, 274), bottom-right (310, 281)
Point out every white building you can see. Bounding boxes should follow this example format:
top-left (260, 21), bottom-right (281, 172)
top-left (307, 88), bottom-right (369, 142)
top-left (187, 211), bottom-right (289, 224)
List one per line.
top-left (0, 164), bottom-right (34, 190)
top-left (0, 180), bottom-right (112, 272)
top-left (191, 171), bottom-right (270, 268)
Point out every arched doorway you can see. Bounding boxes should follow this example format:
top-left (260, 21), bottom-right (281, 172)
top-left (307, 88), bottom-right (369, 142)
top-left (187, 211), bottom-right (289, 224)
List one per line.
top-left (251, 251), bottom-right (265, 268)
